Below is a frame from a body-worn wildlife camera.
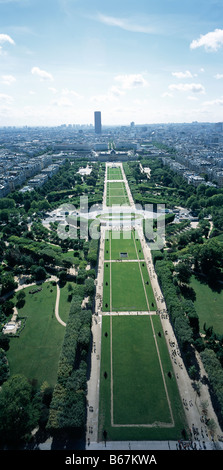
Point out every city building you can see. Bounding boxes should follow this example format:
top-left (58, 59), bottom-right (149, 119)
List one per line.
top-left (94, 111), bottom-right (102, 134)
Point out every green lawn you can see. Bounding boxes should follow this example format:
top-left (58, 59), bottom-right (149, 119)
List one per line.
top-left (98, 315), bottom-right (187, 441)
top-left (103, 263), bottom-right (111, 311)
top-left (104, 230), bottom-right (144, 261)
top-left (106, 182), bottom-right (129, 206)
top-left (111, 262), bottom-right (148, 311)
top-left (190, 275), bottom-right (223, 334)
top-left (140, 262), bottom-right (157, 310)
top-left (103, 231), bottom-right (156, 312)
top-left (59, 282), bottom-right (76, 324)
top-left (7, 282), bottom-right (66, 388)
top-left (112, 316), bottom-right (171, 425)
top-left (107, 167), bottom-right (123, 180)
top-left (109, 187), bottom-right (127, 197)
top-left (107, 196), bottom-right (130, 206)
top-left (103, 261), bottom-right (149, 312)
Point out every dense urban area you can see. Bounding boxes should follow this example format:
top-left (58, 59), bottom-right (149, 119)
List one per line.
top-left (0, 121), bottom-right (223, 451)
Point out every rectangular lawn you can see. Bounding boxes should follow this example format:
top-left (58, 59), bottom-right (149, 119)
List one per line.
top-left (107, 167), bottom-right (123, 180)
top-left (111, 315), bottom-right (172, 425)
top-left (111, 262), bottom-right (148, 311)
top-left (106, 182), bottom-right (129, 206)
top-left (104, 230), bottom-right (144, 260)
top-left (99, 315), bottom-right (187, 441)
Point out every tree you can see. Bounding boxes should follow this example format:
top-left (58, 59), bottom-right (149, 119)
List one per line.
top-left (76, 268), bottom-right (87, 284)
top-left (17, 290), bottom-right (26, 301)
top-left (188, 365), bottom-right (197, 380)
top-left (59, 270), bottom-right (67, 286)
top-left (0, 348), bottom-right (9, 385)
top-left (2, 300), bottom-right (14, 317)
top-left (0, 375), bottom-right (40, 444)
top-left (197, 240), bottom-right (223, 277)
top-left (0, 333), bottom-right (10, 351)
top-left (182, 299), bottom-right (199, 334)
top-left (84, 277), bottom-right (95, 297)
top-left (176, 261), bottom-right (192, 285)
top-left (174, 315), bottom-right (193, 350)
top-left (0, 198), bottom-right (15, 210)
top-left (1, 273), bottom-right (18, 295)
top-left (33, 265), bottom-right (47, 281)
top-left (16, 290), bottom-right (26, 309)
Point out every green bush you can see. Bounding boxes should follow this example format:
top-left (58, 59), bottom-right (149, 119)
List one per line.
top-left (47, 291), bottom-right (92, 435)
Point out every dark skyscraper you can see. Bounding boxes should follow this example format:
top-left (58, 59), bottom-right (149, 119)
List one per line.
top-left (94, 111), bottom-right (102, 134)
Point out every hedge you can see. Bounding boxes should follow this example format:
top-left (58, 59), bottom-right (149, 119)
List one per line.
top-left (47, 290), bottom-right (92, 435)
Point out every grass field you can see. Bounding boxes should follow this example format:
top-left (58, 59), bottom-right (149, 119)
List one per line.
top-left (98, 315), bottom-right (187, 440)
top-left (190, 275), bottom-right (223, 334)
top-left (111, 262), bottom-right (149, 311)
top-left (7, 282), bottom-right (67, 387)
top-left (104, 230), bottom-right (144, 260)
top-left (99, 226), bottom-right (187, 440)
top-left (112, 316), bottom-right (171, 425)
top-left (103, 230), bottom-right (157, 311)
top-left (106, 181), bottom-right (130, 206)
top-left (107, 166), bottom-right (123, 180)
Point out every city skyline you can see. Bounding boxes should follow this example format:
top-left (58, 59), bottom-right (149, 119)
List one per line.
top-left (1, 0), bottom-right (223, 126)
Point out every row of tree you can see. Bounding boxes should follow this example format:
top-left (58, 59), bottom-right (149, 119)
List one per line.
top-left (155, 259), bottom-right (199, 354)
top-left (200, 349), bottom-right (223, 428)
top-left (47, 290), bottom-right (92, 437)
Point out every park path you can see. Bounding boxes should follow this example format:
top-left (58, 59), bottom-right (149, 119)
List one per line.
top-left (3, 276), bottom-right (66, 334)
top-left (55, 283), bottom-right (66, 327)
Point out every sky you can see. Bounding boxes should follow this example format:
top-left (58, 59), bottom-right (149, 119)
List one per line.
top-left (1, 0), bottom-right (223, 126)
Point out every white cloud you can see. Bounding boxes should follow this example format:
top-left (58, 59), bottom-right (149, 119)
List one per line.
top-left (1, 74), bottom-right (16, 86)
top-left (96, 13), bottom-right (155, 34)
top-left (61, 88), bottom-right (83, 99)
top-left (48, 87), bottom-right (58, 94)
top-left (172, 70), bottom-right (193, 79)
top-left (187, 95), bottom-right (198, 101)
top-left (51, 96), bottom-right (72, 107)
top-left (203, 97), bottom-right (223, 106)
top-left (90, 92), bottom-right (116, 104)
top-left (114, 74), bottom-right (148, 90)
top-left (168, 83), bottom-right (205, 94)
top-left (31, 66), bottom-right (54, 81)
top-left (90, 84), bottom-right (124, 104)
top-left (51, 88), bottom-right (83, 107)
top-left (0, 33), bottom-right (15, 45)
top-left (214, 73), bottom-right (223, 80)
top-left (109, 85), bottom-right (125, 97)
top-left (161, 92), bottom-right (173, 98)
top-left (0, 33), bottom-right (15, 55)
top-left (190, 28), bottom-right (223, 52)
top-left (90, 93), bottom-right (110, 104)
top-left (0, 93), bottom-right (13, 104)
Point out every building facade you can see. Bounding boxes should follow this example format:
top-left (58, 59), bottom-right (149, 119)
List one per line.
top-left (94, 111), bottom-right (102, 134)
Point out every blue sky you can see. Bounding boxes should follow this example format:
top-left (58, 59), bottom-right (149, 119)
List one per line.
top-left (1, 0), bottom-right (223, 126)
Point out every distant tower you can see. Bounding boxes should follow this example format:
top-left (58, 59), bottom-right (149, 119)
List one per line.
top-left (94, 111), bottom-right (102, 134)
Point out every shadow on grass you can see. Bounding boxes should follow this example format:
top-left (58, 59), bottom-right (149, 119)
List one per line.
top-left (180, 284), bottom-right (196, 301)
top-left (194, 271), bottom-right (223, 294)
